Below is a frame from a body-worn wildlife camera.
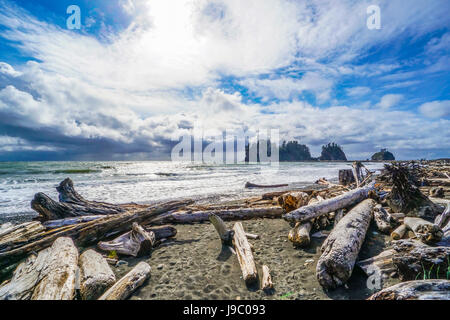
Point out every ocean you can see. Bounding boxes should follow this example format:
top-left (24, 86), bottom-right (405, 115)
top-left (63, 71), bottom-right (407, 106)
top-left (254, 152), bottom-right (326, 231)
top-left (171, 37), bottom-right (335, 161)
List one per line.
top-left (0, 161), bottom-right (384, 223)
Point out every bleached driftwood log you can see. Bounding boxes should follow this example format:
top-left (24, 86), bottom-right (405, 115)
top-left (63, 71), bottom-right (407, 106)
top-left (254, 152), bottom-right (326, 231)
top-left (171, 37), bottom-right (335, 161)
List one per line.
top-left (352, 161), bottom-right (363, 187)
top-left (233, 222), bottom-right (258, 284)
top-left (153, 207), bottom-right (283, 225)
top-left (43, 215), bottom-right (106, 229)
top-left (0, 199), bottom-right (189, 269)
top-left (391, 240), bottom-right (450, 281)
top-left (334, 209), bottom-right (346, 226)
top-left (357, 249), bottom-right (396, 279)
top-left (339, 169), bottom-right (355, 186)
top-left (373, 205), bottom-right (396, 234)
top-left (368, 280), bottom-right (450, 300)
top-left (404, 217), bottom-right (443, 244)
top-left (283, 183), bottom-right (375, 223)
top-left (0, 221), bottom-right (45, 252)
top-left (316, 199), bottom-right (376, 290)
top-left (277, 192), bottom-right (309, 213)
top-left (261, 265), bottom-right (273, 292)
top-left (288, 222), bottom-right (312, 248)
top-left (98, 223), bottom-right (155, 257)
top-left (144, 225), bottom-right (177, 240)
top-left (99, 262), bottom-right (151, 300)
top-left (79, 249), bottom-right (116, 300)
top-left (0, 237), bottom-right (79, 300)
top-left (209, 213), bottom-right (234, 245)
top-left (391, 224), bottom-right (407, 240)
top-left (434, 203), bottom-right (450, 229)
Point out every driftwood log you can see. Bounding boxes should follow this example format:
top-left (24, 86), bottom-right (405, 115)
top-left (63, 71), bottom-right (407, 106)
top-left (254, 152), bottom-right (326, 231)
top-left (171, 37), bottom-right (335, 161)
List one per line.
top-left (357, 249), bottom-right (396, 280)
top-left (391, 224), bottom-right (407, 240)
top-left (368, 280), bottom-right (450, 300)
top-left (98, 223), bottom-right (155, 257)
top-left (261, 265), bottom-right (273, 292)
top-left (43, 216), bottom-right (107, 229)
top-left (232, 222), bottom-right (258, 284)
top-left (0, 222), bottom-right (45, 252)
top-left (288, 222), bottom-right (312, 248)
top-left (373, 205), bottom-right (396, 234)
top-left (391, 240), bottom-right (450, 281)
top-left (434, 203), bottom-right (450, 229)
top-left (245, 182), bottom-right (288, 189)
top-left (79, 249), bottom-right (116, 300)
top-left (0, 237), bottom-right (78, 300)
top-left (98, 262), bottom-right (151, 300)
top-left (284, 183), bottom-right (374, 223)
top-left (209, 214), bottom-right (234, 245)
top-left (339, 169), bottom-right (355, 186)
top-left (404, 217), bottom-right (443, 244)
top-left (144, 225), bottom-right (177, 240)
top-left (316, 199), bottom-right (376, 290)
top-left (277, 192), bottom-right (309, 213)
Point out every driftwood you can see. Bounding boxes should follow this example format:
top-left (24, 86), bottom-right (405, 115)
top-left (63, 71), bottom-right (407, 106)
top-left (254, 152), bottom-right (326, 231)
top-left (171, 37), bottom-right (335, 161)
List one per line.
top-left (373, 205), bottom-right (396, 234)
top-left (43, 216), bottom-right (107, 229)
top-left (391, 240), bottom-right (450, 281)
top-left (0, 222), bottom-right (45, 252)
top-left (368, 280), bottom-right (450, 300)
top-left (79, 249), bottom-right (116, 300)
top-left (245, 182), bottom-right (288, 189)
top-left (334, 209), bottom-right (345, 226)
top-left (153, 207), bottom-right (283, 225)
top-left (316, 199), bottom-right (376, 290)
top-left (404, 217), bottom-right (443, 244)
top-left (98, 223), bottom-right (156, 257)
top-left (277, 192), bottom-right (309, 213)
top-left (0, 199), bottom-right (190, 270)
top-left (339, 169), bottom-right (355, 186)
top-left (209, 214), bottom-right (234, 245)
top-left (261, 265), bottom-right (273, 292)
top-left (357, 249), bottom-right (396, 279)
top-left (99, 262), bottom-right (151, 300)
top-left (144, 225), bottom-right (177, 240)
top-left (0, 237), bottom-right (79, 300)
top-left (288, 222), bottom-right (312, 248)
top-left (434, 203), bottom-right (450, 229)
top-left (245, 233), bottom-right (260, 240)
top-left (284, 183), bottom-right (374, 223)
top-left (391, 224), bottom-right (407, 240)
top-left (352, 161), bottom-right (363, 187)
top-left (232, 222), bottom-right (258, 284)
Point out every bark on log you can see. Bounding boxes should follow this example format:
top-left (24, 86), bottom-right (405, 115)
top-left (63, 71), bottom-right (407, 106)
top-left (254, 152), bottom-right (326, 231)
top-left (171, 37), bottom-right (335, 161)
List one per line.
top-left (357, 249), bottom-right (396, 279)
top-left (284, 183), bottom-right (375, 223)
top-left (98, 262), bottom-right (151, 300)
top-left (261, 265), bottom-right (273, 292)
top-left (79, 249), bottom-right (116, 300)
top-left (98, 223), bottom-right (156, 257)
top-left (374, 205), bottom-right (396, 234)
top-left (208, 213), bottom-right (234, 246)
top-left (391, 224), bottom-right (407, 240)
top-left (288, 222), bottom-right (312, 248)
top-left (316, 199), bottom-right (376, 290)
top-left (391, 240), bottom-right (450, 281)
top-left (404, 217), bottom-right (443, 244)
top-left (277, 192), bottom-right (309, 213)
top-left (153, 207), bottom-right (283, 225)
top-left (368, 280), bottom-right (450, 300)
top-left (232, 222), bottom-right (258, 284)
top-left (0, 200), bottom-right (190, 269)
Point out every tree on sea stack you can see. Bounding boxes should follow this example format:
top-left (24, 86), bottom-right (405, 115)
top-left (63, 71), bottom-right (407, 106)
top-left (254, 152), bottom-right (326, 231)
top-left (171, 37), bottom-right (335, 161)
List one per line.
top-left (320, 143), bottom-right (347, 161)
top-left (371, 149), bottom-right (395, 161)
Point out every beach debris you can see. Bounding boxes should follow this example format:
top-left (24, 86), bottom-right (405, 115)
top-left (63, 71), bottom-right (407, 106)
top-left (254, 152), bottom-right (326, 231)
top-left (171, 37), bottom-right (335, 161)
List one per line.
top-left (404, 217), bottom-right (443, 244)
top-left (277, 192), bottom-right (309, 212)
top-left (288, 222), bottom-right (313, 248)
top-left (261, 265), bottom-right (273, 293)
top-left (373, 204), bottom-right (397, 234)
top-left (391, 224), bottom-right (407, 240)
top-left (208, 213), bottom-right (234, 246)
top-left (232, 222), bottom-right (258, 285)
top-left (339, 169), bottom-right (355, 186)
top-left (0, 237), bottom-right (78, 300)
top-left (98, 262), bottom-right (151, 300)
top-left (311, 231), bottom-right (330, 238)
top-left (0, 221), bottom-right (45, 252)
top-left (245, 182), bottom-right (288, 189)
top-left (356, 249), bottom-right (396, 283)
top-left (434, 202), bottom-right (450, 229)
top-left (368, 280), bottom-right (450, 300)
top-left (333, 209), bottom-right (346, 226)
top-left (98, 223), bottom-right (156, 257)
top-left (245, 233), bottom-right (260, 240)
top-left (79, 249), bottom-right (116, 300)
top-left (42, 215), bottom-right (107, 229)
top-left (391, 240), bottom-right (450, 281)
top-left (283, 182), bottom-right (375, 223)
top-left (316, 199), bottom-right (376, 290)
top-left (430, 187), bottom-right (445, 198)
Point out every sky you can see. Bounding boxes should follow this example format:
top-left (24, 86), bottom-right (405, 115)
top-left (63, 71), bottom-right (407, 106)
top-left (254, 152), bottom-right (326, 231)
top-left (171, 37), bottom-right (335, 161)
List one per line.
top-left (0, 0), bottom-right (449, 161)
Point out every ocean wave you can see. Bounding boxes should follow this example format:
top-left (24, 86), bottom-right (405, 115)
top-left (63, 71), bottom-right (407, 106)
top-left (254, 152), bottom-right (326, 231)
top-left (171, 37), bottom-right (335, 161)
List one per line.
top-left (52, 169), bottom-right (102, 174)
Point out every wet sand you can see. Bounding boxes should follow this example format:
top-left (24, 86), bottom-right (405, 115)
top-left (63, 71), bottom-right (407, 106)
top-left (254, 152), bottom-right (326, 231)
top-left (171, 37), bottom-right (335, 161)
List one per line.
top-left (108, 218), bottom-right (398, 300)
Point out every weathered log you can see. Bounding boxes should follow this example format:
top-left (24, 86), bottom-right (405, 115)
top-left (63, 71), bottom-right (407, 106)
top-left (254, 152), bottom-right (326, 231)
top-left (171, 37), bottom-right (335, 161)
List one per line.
top-left (232, 222), bottom-right (258, 284)
top-left (391, 224), bottom-right (407, 240)
top-left (0, 200), bottom-right (190, 269)
top-left (144, 225), bottom-right (177, 240)
top-left (261, 265), bottom-right (273, 292)
top-left (404, 217), bottom-right (443, 244)
top-left (43, 215), bottom-right (107, 229)
top-left (373, 205), bottom-right (396, 234)
top-left (79, 249), bottom-right (116, 300)
top-left (339, 169), bottom-right (355, 186)
top-left (98, 223), bottom-right (155, 257)
top-left (98, 262), bottom-right (151, 300)
top-left (0, 222), bottom-right (45, 252)
top-left (208, 214), bottom-right (234, 246)
top-left (153, 207), bottom-right (283, 225)
top-left (316, 199), bottom-right (376, 290)
top-left (277, 192), bottom-right (309, 213)
top-left (357, 249), bottom-right (396, 279)
top-left (284, 183), bottom-right (374, 223)
top-left (352, 161), bottom-right (363, 187)
top-left (391, 240), bottom-right (450, 281)
top-left (368, 280), bottom-right (450, 300)
top-left (334, 209), bottom-right (345, 226)
top-left (434, 203), bottom-right (450, 229)
top-left (245, 182), bottom-right (288, 189)
top-left (288, 222), bottom-right (312, 248)
top-left (430, 187), bottom-right (445, 198)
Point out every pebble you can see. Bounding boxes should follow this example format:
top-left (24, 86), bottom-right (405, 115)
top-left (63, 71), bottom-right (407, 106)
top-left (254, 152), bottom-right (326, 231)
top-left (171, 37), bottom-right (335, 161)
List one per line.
top-left (157, 264), bottom-right (164, 270)
top-left (115, 260), bottom-right (128, 267)
top-left (305, 259), bottom-right (314, 263)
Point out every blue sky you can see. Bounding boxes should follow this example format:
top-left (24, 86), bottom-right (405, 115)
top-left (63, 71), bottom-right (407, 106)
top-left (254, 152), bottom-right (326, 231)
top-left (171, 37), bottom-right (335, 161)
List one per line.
top-left (0, 0), bottom-right (449, 161)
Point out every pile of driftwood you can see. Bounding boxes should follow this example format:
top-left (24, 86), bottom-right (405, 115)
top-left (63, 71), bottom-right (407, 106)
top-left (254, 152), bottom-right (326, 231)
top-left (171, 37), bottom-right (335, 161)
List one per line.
top-left (0, 160), bottom-right (449, 300)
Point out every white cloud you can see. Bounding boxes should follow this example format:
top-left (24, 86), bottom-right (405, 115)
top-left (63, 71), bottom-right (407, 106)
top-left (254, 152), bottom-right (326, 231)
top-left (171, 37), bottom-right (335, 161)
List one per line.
top-left (346, 86), bottom-right (371, 97)
top-left (0, 62), bottom-right (21, 77)
top-left (419, 100), bottom-right (450, 119)
top-left (376, 94), bottom-right (403, 109)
